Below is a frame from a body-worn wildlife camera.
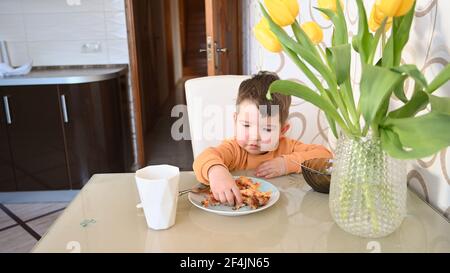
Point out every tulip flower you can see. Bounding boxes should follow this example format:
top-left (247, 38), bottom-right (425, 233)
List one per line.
top-left (254, 18), bottom-right (282, 53)
top-left (301, 22), bottom-right (323, 45)
top-left (369, 5), bottom-right (392, 32)
top-left (317, 0), bottom-right (344, 20)
top-left (264, 0), bottom-right (299, 27)
top-left (375, 0), bottom-right (415, 17)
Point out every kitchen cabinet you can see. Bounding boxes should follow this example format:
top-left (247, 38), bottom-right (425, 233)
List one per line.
top-left (60, 79), bottom-right (125, 189)
top-left (0, 94), bottom-right (16, 191)
top-left (0, 67), bottom-right (129, 192)
top-left (0, 85), bottom-right (69, 191)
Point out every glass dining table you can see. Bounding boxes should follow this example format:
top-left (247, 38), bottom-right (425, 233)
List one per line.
top-left (32, 171), bottom-right (450, 253)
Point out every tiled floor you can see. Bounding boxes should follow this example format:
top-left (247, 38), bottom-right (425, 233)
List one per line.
top-left (0, 202), bottom-right (67, 253)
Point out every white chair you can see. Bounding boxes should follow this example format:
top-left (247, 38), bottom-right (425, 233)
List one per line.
top-left (185, 75), bottom-right (309, 158)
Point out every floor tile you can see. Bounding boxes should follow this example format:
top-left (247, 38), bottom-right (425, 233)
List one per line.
top-left (0, 226), bottom-right (37, 253)
top-left (4, 202), bottom-right (67, 222)
top-left (27, 210), bottom-right (64, 236)
top-left (0, 209), bottom-right (17, 230)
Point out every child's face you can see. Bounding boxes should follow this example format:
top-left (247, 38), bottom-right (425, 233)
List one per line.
top-left (234, 100), bottom-right (289, 155)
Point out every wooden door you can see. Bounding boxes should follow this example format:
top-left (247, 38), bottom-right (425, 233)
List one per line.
top-left (0, 89), bottom-right (16, 191)
top-left (3, 85), bottom-right (70, 191)
top-left (205, 0), bottom-right (242, 75)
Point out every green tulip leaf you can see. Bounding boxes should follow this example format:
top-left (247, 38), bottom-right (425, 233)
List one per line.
top-left (267, 80), bottom-right (348, 134)
top-left (314, 5), bottom-right (347, 46)
top-left (291, 21), bottom-right (321, 60)
top-left (353, 0), bottom-right (372, 63)
top-left (428, 94), bottom-right (450, 114)
top-left (388, 89), bottom-right (429, 118)
top-left (360, 65), bottom-right (403, 125)
top-left (393, 81), bottom-right (409, 103)
top-left (392, 64), bottom-right (428, 89)
top-left (326, 44), bottom-right (351, 85)
top-left (393, 3), bottom-right (416, 66)
top-left (381, 112), bottom-right (450, 159)
top-left (428, 63), bottom-right (450, 94)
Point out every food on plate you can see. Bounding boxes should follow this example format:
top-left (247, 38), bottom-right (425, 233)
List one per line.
top-left (201, 176), bottom-right (272, 210)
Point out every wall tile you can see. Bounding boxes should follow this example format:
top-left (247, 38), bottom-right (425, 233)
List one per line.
top-left (21, 0), bottom-right (103, 14)
top-left (28, 40), bottom-right (108, 66)
top-left (0, 14), bottom-right (26, 41)
top-left (104, 0), bottom-right (125, 11)
top-left (0, 0), bottom-right (22, 14)
top-left (0, 0), bottom-right (129, 66)
top-left (107, 39), bottom-right (128, 64)
top-left (25, 12), bottom-right (106, 41)
top-left (5, 41), bottom-right (30, 66)
top-left (105, 12), bottom-right (127, 40)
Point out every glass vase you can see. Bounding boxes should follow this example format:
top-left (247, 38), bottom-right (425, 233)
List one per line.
top-left (329, 134), bottom-right (407, 238)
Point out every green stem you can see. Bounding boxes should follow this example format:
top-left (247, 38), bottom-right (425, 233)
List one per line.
top-left (331, 85), bottom-right (359, 135)
top-left (318, 45), bottom-right (331, 70)
top-left (371, 122), bottom-right (379, 137)
top-left (341, 80), bottom-right (361, 132)
top-left (367, 18), bottom-right (388, 65)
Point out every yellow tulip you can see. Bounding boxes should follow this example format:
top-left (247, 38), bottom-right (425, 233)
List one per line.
top-left (254, 18), bottom-right (282, 53)
top-left (301, 22), bottom-right (323, 45)
top-left (376, 0), bottom-right (415, 17)
top-left (317, 0), bottom-right (344, 20)
top-left (369, 5), bottom-right (392, 33)
top-left (264, 0), bottom-right (299, 27)
top-left (395, 0), bottom-right (415, 16)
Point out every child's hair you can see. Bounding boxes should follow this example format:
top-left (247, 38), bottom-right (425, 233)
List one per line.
top-left (236, 71), bottom-right (291, 125)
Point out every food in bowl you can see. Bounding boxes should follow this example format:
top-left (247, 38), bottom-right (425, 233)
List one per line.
top-left (201, 176), bottom-right (272, 210)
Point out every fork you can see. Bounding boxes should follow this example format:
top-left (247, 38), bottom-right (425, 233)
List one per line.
top-left (178, 183), bottom-right (210, 196)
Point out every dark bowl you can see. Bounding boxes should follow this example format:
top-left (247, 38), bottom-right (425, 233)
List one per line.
top-left (301, 158), bottom-right (333, 194)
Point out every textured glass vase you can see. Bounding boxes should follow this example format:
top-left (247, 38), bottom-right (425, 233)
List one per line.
top-left (329, 134), bottom-right (407, 238)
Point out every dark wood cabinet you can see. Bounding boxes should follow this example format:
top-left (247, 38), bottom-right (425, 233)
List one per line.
top-left (1, 85), bottom-right (69, 191)
top-left (0, 77), bottom-right (127, 192)
top-left (0, 93), bottom-right (16, 191)
top-left (60, 79), bottom-right (125, 189)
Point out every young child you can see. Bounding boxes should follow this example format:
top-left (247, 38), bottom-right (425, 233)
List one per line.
top-left (193, 71), bottom-right (333, 206)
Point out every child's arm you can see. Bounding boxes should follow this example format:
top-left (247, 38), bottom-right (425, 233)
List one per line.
top-left (282, 141), bottom-right (333, 174)
top-left (256, 141), bottom-right (332, 178)
top-left (192, 140), bottom-right (243, 206)
top-left (192, 140), bottom-right (240, 184)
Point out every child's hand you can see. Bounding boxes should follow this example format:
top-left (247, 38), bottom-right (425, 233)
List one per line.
top-left (207, 165), bottom-right (243, 206)
top-left (255, 157), bottom-right (287, 179)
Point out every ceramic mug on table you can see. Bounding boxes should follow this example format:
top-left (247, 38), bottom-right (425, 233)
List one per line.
top-left (135, 165), bottom-right (180, 230)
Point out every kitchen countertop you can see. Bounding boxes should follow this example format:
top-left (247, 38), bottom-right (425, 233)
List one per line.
top-left (32, 171), bottom-right (450, 253)
top-left (0, 65), bottom-right (127, 86)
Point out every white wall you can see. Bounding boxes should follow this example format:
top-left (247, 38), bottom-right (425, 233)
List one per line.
top-left (0, 0), bottom-right (129, 66)
top-left (242, 0), bottom-right (450, 219)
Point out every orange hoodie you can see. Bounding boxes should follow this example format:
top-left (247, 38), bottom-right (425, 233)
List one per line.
top-left (193, 137), bottom-right (333, 184)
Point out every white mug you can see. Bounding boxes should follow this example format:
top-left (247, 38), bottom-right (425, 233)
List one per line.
top-left (135, 165), bottom-right (180, 230)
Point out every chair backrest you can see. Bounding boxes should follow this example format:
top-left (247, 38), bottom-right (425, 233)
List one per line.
top-left (185, 75), bottom-right (307, 158)
top-left (185, 75), bottom-right (249, 158)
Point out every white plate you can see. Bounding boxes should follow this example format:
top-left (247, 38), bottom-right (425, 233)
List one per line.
top-left (188, 176), bottom-right (280, 216)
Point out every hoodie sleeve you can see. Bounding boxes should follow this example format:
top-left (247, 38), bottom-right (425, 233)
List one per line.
top-left (192, 140), bottom-right (241, 184)
top-left (281, 140), bottom-right (333, 174)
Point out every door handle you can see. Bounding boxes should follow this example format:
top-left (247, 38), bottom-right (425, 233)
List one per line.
top-left (213, 42), bottom-right (228, 70)
top-left (60, 94), bottom-right (69, 123)
top-left (216, 47), bottom-right (228, 53)
top-left (2, 96), bottom-right (11, 124)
